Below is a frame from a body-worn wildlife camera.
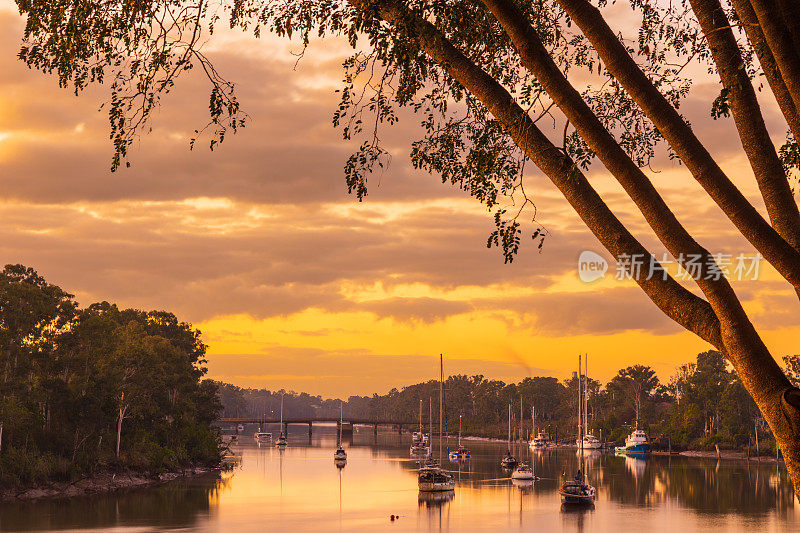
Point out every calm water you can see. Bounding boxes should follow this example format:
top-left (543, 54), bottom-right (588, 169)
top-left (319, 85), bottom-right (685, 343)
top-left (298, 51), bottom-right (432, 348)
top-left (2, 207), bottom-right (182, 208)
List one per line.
top-left (1, 425), bottom-right (797, 532)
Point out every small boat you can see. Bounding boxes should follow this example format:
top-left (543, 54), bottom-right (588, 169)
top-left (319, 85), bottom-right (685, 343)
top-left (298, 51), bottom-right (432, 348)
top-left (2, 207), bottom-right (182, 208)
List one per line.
top-left (275, 393), bottom-right (288, 447)
top-left (510, 462), bottom-right (539, 481)
top-left (418, 466), bottom-right (455, 492)
top-left (578, 433), bottom-right (602, 449)
top-left (615, 428), bottom-right (650, 454)
top-left (334, 445), bottom-right (347, 460)
top-left (334, 400), bottom-right (347, 461)
top-left (237, 424), bottom-right (245, 433)
top-left (448, 414), bottom-right (470, 461)
top-left (500, 450), bottom-right (518, 469)
top-left (530, 433), bottom-right (548, 449)
top-left (255, 432), bottom-right (272, 444)
top-left (559, 476), bottom-right (596, 505)
top-left (500, 404), bottom-right (517, 468)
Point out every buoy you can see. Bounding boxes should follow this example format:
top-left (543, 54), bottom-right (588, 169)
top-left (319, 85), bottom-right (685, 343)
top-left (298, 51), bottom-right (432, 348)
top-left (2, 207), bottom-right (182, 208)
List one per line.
top-left (390, 515), bottom-right (395, 521)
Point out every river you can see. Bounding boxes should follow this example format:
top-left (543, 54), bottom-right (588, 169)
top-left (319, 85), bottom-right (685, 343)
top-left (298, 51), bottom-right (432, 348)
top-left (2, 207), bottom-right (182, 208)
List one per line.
top-left (0, 424), bottom-right (796, 532)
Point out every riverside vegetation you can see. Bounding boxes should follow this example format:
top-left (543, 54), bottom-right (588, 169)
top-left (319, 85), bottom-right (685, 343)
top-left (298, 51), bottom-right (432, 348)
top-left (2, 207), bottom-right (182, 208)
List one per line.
top-left (0, 265), bottom-right (221, 491)
top-left (217, 350), bottom-right (800, 456)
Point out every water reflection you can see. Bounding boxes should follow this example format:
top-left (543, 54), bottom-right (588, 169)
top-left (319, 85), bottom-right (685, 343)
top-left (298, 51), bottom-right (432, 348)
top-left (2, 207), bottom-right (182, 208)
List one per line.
top-left (0, 425), bottom-right (796, 532)
top-left (0, 473), bottom-right (225, 531)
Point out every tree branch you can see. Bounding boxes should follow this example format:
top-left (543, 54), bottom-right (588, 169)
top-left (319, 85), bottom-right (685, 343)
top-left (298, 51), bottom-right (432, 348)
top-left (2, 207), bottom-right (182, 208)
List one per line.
top-left (555, 0), bottom-right (800, 292)
top-left (348, 0), bottom-right (723, 349)
top-left (689, 0), bottom-right (800, 252)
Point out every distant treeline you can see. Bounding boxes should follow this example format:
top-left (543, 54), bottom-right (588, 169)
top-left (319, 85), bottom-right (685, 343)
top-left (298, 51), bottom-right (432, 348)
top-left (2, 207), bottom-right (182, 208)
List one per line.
top-left (0, 265), bottom-right (221, 488)
top-left (216, 351), bottom-right (800, 454)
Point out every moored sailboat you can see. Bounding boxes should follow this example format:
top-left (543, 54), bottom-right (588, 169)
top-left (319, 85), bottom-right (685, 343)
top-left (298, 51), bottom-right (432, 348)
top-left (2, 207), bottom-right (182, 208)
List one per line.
top-left (448, 414), bottom-right (470, 461)
top-left (275, 393), bottom-right (288, 447)
top-left (334, 400), bottom-right (347, 461)
top-left (560, 354), bottom-right (596, 506)
top-left (418, 354), bottom-right (454, 493)
top-left (500, 404), bottom-right (518, 468)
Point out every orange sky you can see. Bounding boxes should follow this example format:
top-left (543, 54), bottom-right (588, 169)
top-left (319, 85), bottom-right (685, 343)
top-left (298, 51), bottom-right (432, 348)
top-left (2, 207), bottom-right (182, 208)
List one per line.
top-left (0, 2), bottom-right (798, 397)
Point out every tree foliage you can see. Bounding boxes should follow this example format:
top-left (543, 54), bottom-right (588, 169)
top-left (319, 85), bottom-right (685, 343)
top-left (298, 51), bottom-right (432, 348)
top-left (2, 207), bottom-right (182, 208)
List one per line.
top-left (0, 265), bottom-right (221, 488)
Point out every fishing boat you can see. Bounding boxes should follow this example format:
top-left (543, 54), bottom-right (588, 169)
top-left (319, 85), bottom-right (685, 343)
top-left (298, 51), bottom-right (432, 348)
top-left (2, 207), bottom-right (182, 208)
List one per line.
top-left (334, 400), bottom-right (347, 461)
top-left (615, 428), bottom-right (650, 454)
top-left (449, 414), bottom-right (470, 461)
top-left (560, 354), bottom-right (596, 506)
top-left (419, 354), bottom-right (455, 493)
top-left (511, 462), bottom-right (539, 481)
top-left (275, 394), bottom-right (288, 447)
top-left (500, 404), bottom-right (518, 468)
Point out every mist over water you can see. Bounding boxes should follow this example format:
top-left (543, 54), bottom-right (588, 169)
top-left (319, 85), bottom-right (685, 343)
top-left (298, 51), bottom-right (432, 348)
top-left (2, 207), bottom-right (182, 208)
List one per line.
top-left (1, 425), bottom-right (796, 532)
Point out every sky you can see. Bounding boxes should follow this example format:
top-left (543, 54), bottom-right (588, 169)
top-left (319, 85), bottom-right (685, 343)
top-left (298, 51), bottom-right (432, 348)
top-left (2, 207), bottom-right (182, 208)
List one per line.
top-left (0, 2), bottom-right (798, 398)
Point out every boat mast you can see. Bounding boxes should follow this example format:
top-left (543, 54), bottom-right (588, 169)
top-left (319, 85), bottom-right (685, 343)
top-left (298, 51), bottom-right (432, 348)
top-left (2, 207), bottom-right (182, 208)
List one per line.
top-left (429, 397), bottom-right (432, 440)
top-left (508, 404), bottom-right (512, 452)
top-left (532, 405), bottom-right (535, 438)
top-left (458, 414), bottom-right (462, 447)
top-left (280, 393), bottom-right (284, 435)
top-left (584, 353), bottom-right (589, 437)
top-left (338, 400), bottom-right (343, 447)
top-left (439, 354), bottom-right (444, 463)
top-left (419, 399), bottom-right (423, 434)
top-left (519, 396), bottom-right (523, 445)
top-left (578, 354), bottom-right (585, 483)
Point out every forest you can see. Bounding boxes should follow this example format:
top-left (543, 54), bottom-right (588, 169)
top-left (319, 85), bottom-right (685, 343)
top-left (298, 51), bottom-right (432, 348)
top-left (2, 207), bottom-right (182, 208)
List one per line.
top-left (0, 265), bottom-right (221, 488)
top-left (217, 350), bottom-right (800, 455)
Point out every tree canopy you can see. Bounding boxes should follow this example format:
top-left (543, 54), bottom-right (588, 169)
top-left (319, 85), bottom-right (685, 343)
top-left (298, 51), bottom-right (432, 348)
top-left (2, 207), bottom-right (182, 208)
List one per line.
top-left (0, 265), bottom-right (220, 488)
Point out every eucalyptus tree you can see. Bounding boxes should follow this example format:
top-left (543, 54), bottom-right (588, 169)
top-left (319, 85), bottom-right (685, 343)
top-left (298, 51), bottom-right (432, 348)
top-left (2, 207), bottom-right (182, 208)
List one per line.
top-left (13, 0), bottom-right (800, 490)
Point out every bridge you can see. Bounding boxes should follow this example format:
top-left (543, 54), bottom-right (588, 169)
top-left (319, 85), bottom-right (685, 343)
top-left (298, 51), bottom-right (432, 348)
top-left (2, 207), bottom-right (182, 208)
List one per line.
top-left (218, 417), bottom-right (417, 437)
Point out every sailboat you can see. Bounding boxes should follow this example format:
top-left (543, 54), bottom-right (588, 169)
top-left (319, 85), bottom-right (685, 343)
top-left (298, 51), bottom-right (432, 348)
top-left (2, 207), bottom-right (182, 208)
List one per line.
top-left (275, 393), bottom-right (288, 447)
top-left (529, 406), bottom-right (547, 449)
top-left (334, 400), bottom-right (347, 461)
top-left (577, 353), bottom-right (602, 450)
top-left (500, 404), bottom-right (518, 468)
top-left (411, 399), bottom-right (431, 454)
top-left (448, 414), bottom-right (470, 460)
top-left (560, 354), bottom-right (596, 506)
top-left (418, 354), bottom-right (455, 492)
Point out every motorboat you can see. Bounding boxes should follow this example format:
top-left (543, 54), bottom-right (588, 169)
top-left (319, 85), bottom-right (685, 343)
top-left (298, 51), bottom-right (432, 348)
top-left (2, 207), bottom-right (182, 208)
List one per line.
top-left (530, 433), bottom-right (548, 449)
top-left (578, 433), bottom-right (602, 449)
top-left (418, 466), bottom-right (455, 492)
top-left (449, 445), bottom-right (470, 461)
top-left (255, 432), bottom-right (272, 444)
top-left (237, 424), bottom-right (245, 433)
top-left (615, 429), bottom-right (650, 454)
top-left (511, 462), bottom-right (539, 481)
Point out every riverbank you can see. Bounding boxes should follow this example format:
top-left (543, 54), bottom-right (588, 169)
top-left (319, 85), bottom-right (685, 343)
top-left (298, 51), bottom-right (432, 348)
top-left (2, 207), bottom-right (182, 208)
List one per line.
top-left (0, 466), bottom-right (218, 503)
